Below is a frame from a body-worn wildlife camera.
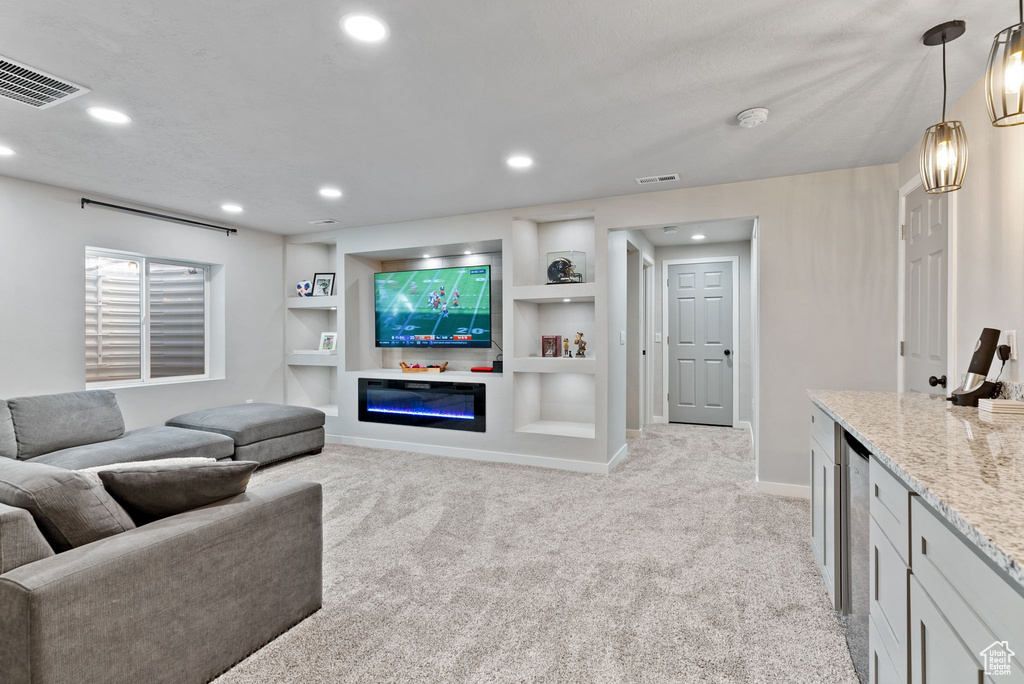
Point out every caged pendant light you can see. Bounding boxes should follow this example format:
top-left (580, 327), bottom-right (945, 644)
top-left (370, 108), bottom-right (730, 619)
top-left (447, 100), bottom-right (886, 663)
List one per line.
top-left (986, 0), bottom-right (1024, 126)
top-left (919, 21), bottom-right (969, 194)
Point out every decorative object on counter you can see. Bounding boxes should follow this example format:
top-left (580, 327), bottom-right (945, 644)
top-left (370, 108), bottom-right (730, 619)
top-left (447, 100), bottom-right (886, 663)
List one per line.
top-left (318, 332), bottom-right (337, 352)
top-left (574, 332), bottom-right (587, 358)
top-left (312, 272), bottom-right (336, 296)
top-left (399, 361), bottom-right (448, 373)
top-left (985, 0), bottom-right (1024, 127)
top-left (546, 251), bottom-right (585, 284)
top-left (470, 366), bottom-right (493, 373)
top-left (919, 20), bottom-right (969, 194)
top-left (949, 327), bottom-right (1000, 406)
top-left (542, 335), bottom-right (561, 358)
top-left (563, 336), bottom-right (572, 358)
top-left (296, 280), bottom-right (313, 297)
top-left (978, 398), bottom-right (1024, 416)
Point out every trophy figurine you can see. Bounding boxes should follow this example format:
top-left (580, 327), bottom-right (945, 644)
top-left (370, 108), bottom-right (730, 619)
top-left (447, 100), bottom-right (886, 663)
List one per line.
top-left (563, 336), bottom-right (571, 358)
top-left (574, 332), bottom-right (587, 358)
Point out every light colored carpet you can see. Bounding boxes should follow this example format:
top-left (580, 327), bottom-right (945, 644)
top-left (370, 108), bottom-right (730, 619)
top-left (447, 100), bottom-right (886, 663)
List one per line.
top-left (214, 424), bottom-right (857, 683)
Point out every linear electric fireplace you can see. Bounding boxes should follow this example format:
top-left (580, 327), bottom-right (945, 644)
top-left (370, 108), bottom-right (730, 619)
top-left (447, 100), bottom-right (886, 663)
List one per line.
top-left (358, 378), bottom-right (486, 432)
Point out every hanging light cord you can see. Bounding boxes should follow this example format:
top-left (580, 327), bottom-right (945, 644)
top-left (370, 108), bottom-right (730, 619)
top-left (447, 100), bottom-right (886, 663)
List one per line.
top-left (941, 37), bottom-right (948, 123)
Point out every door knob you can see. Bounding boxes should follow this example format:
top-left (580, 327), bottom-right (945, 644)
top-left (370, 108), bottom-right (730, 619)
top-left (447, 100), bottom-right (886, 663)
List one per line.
top-left (724, 349), bottom-right (731, 356)
top-left (928, 375), bottom-right (947, 388)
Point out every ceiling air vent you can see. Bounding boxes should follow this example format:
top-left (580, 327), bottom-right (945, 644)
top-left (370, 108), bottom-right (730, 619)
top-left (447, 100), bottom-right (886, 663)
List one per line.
top-left (0, 55), bottom-right (90, 109)
top-left (308, 219), bottom-right (339, 226)
top-left (635, 173), bottom-right (680, 186)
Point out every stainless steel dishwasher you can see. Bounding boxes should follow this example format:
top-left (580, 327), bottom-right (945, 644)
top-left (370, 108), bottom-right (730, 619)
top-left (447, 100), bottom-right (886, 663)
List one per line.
top-left (839, 430), bottom-right (871, 683)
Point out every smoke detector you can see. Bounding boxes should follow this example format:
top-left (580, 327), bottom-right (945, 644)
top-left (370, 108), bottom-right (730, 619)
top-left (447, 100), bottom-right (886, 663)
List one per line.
top-left (737, 107), bottom-right (770, 128)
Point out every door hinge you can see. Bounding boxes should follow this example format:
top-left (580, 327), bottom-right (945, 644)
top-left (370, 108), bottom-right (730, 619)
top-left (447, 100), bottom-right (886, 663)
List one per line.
top-left (900, 224), bottom-right (906, 240)
top-left (900, 341), bottom-right (904, 357)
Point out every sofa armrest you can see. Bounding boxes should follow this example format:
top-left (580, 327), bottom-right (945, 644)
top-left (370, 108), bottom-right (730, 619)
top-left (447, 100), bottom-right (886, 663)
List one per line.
top-left (0, 478), bottom-right (323, 684)
top-left (0, 502), bottom-right (54, 574)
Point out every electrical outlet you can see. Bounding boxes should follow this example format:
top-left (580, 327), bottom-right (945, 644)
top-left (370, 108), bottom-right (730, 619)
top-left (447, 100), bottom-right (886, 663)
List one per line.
top-left (620, 331), bottom-right (626, 345)
top-left (1004, 330), bottom-right (1018, 361)
top-left (655, 333), bottom-right (663, 343)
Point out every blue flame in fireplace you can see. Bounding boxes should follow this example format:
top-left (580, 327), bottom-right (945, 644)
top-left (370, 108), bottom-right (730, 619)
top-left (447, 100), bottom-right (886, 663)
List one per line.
top-left (366, 406), bottom-right (474, 420)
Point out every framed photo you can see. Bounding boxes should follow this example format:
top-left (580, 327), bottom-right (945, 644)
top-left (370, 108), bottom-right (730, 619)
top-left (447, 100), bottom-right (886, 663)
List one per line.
top-left (542, 335), bottom-right (561, 358)
top-left (312, 272), bottom-right (336, 296)
top-left (318, 332), bottom-right (338, 353)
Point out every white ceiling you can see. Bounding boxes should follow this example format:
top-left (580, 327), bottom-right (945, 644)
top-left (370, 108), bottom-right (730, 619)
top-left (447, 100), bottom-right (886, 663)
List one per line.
top-left (636, 218), bottom-right (756, 247)
top-left (0, 1), bottom-right (1011, 235)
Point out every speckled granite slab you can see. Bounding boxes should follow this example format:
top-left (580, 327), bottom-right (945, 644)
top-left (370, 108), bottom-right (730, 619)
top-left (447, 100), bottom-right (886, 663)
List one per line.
top-left (808, 390), bottom-right (1024, 590)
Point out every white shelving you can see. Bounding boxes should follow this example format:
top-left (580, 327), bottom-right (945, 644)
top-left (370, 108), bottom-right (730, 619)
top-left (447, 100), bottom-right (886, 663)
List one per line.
top-left (510, 282), bottom-right (596, 304)
top-left (516, 419), bottom-right (595, 439)
top-left (510, 357), bottom-right (596, 374)
top-left (287, 296), bottom-right (339, 310)
top-left (286, 354), bottom-right (339, 367)
top-left (351, 368), bottom-right (503, 382)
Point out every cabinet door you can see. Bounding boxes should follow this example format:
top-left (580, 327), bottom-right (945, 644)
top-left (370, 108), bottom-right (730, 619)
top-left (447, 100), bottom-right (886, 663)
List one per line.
top-left (909, 576), bottom-right (983, 684)
top-left (871, 616), bottom-right (904, 684)
top-left (810, 435), bottom-right (839, 609)
top-left (870, 518), bottom-right (909, 681)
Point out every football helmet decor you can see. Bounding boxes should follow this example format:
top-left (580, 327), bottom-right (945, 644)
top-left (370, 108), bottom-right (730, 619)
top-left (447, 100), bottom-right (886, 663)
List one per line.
top-left (547, 257), bottom-right (583, 284)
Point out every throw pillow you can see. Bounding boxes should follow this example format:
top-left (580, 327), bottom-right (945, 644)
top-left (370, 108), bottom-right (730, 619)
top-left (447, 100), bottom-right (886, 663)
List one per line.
top-left (0, 458), bottom-right (136, 552)
top-left (96, 460), bottom-right (259, 520)
top-left (79, 456), bottom-right (217, 484)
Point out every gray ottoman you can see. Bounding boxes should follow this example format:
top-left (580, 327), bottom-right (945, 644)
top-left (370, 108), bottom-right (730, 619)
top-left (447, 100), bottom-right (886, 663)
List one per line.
top-left (166, 403), bottom-right (325, 466)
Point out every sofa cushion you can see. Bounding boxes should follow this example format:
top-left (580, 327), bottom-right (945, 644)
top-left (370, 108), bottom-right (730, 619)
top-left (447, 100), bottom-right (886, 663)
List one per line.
top-left (7, 390), bottom-right (125, 460)
top-left (0, 401), bottom-right (16, 460)
top-left (0, 501), bottom-right (55, 573)
top-left (0, 458), bottom-right (135, 552)
top-left (95, 460), bottom-right (259, 520)
top-left (167, 403), bottom-right (326, 446)
top-left (31, 426), bottom-right (235, 470)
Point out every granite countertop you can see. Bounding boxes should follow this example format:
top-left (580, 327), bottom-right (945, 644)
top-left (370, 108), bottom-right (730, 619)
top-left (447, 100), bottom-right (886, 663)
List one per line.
top-left (808, 390), bottom-right (1024, 588)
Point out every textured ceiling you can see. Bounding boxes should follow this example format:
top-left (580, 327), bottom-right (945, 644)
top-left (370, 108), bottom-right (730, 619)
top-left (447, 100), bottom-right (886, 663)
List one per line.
top-left (0, 0), bottom-right (1011, 235)
top-left (637, 218), bottom-right (755, 247)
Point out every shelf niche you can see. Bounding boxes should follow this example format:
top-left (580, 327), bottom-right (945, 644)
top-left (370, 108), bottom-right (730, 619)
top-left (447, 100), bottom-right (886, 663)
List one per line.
top-left (512, 217), bottom-right (596, 287)
top-left (513, 371), bottom-right (595, 439)
top-left (512, 299), bottom-right (595, 361)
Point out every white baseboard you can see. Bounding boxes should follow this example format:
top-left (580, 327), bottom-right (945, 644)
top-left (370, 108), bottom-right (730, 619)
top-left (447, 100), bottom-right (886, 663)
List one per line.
top-left (652, 415), bottom-right (669, 424)
top-left (626, 429), bottom-right (644, 439)
top-left (325, 433), bottom-right (616, 474)
top-left (607, 443), bottom-right (628, 472)
top-left (736, 420), bottom-right (752, 433)
top-left (755, 480), bottom-right (811, 499)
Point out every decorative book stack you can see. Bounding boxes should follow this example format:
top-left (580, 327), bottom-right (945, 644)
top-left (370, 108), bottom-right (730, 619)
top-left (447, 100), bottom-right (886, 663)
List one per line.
top-left (978, 399), bottom-right (1024, 417)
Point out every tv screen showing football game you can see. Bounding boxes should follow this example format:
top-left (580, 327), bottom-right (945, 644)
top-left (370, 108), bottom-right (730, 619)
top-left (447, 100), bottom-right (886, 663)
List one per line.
top-left (374, 265), bottom-right (491, 348)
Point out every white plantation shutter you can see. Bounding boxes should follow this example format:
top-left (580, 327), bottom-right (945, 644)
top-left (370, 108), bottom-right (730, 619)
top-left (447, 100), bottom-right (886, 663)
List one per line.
top-left (148, 262), bottom-right (207, 378)
top-left (85, 250), bottom-right (209, 385)
top-left (85, 254), bottom-right (142, 383)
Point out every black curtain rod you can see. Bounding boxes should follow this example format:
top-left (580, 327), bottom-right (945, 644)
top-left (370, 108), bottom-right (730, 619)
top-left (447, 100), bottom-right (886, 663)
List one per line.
top-left (80, 198), bottom-right (238, 236)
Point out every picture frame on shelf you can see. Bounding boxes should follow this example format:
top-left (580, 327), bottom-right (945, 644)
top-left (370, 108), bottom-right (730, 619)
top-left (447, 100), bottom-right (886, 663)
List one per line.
top-left (318, 332), bottom-right (338, 352)
top-left (542, 335), bottom-right (561, 358)
top-left (312, 272), bottom-right (336, 296)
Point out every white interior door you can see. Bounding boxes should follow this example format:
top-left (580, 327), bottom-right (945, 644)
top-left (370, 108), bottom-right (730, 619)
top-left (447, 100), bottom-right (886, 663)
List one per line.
top-left (667, 261), bottom-right (734, 426)
top-left (903, 186), bottom-right (948, 394)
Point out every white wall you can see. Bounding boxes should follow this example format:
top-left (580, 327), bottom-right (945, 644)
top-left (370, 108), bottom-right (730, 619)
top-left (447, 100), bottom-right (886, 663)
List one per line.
top-left (897, 76), bottom-right (1024, 383)
top-left (0, 175), bottom-right (285, 429)
top-left (653, 240), bottom-right (753, 424)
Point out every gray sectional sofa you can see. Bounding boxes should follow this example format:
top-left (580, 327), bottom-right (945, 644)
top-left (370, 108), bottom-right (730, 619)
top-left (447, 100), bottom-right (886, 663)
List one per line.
top-left (1, 391), bottom-right (234, 469)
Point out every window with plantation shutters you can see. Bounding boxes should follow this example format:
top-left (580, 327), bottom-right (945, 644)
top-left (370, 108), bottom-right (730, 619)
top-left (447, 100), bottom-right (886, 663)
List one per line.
top-left (85, 249), bottom-right (210, 386)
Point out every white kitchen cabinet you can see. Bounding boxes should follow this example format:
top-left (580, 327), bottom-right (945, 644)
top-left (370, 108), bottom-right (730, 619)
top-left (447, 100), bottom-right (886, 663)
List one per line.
top-left (870, 616), bottom-right (904, 684)
top-left (869, 518), bottom-right (909, 680)
top-left (909, 576), bottom-right (984, 684)
top-left (810, 403), bottom-right (840, 611)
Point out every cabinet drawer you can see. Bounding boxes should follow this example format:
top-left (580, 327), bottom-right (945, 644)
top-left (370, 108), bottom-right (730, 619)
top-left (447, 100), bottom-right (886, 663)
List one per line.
top-left (810, 403), bottom-right (837, 462)
top-left (870, 457), bottom-right (913, 564)
top-left (870, 518), bottom-right (909, 681)
top-left (909, 576), bottom-right (984, 684)
top-left (911, 498), bottom-right (1024, 676)
top-left (870, 616), bottom-right (904, 684)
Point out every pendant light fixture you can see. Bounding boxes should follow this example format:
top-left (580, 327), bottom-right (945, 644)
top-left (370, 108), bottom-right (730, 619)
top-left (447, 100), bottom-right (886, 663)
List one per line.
top-left (919, 21), bottom-right (969, 194)
top-left (986, 0), bottom-right (1024, 126)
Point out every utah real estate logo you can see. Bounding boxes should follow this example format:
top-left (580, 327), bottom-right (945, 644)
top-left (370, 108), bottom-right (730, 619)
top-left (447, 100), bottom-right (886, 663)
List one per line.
top-left (980, 641), bottom-right (1015, 677)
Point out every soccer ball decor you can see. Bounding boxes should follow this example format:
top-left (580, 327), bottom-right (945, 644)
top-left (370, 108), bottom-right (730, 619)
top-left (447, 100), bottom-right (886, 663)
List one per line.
top-left (296, 280), bottom-right (313, 297)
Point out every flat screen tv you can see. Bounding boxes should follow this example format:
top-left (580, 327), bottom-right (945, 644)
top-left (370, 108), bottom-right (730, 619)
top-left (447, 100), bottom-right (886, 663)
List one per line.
top-left (374, 265), bottom-right (491, 348)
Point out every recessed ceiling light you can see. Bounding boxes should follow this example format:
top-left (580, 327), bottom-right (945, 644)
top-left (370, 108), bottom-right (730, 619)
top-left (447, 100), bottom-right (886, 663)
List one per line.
top-left (563, 298), bottom-right (571, 303)
top-left (0, 146), bottom-right (14, 156)
top-left (422, 254), bottom-right (430, 259)
top-left (319, 187), bottom-right (342, 198)
top-left (506, 155), bottom-right (534, 169)
top-left (341, 14), bottom-right (389, 42)
top-left (464, 250), bottom-right (472, 255)
top-left (692, 234), bottom-right (707, 240)
top-left (221, 203), bottom-right (243, 213)
top-left (87, 107), bottom-right (132, 124)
